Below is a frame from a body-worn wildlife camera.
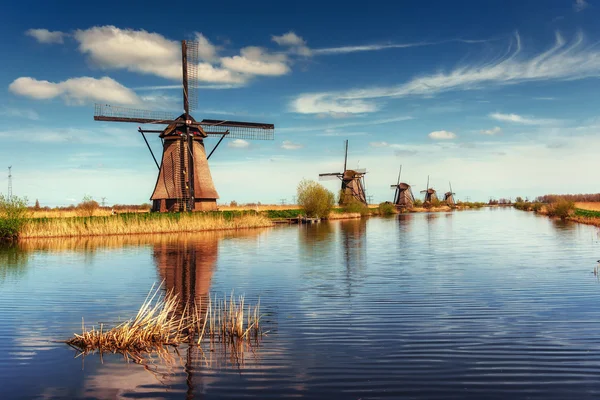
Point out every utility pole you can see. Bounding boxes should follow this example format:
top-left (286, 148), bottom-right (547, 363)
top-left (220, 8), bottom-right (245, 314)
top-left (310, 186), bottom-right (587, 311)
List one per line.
top-left (280, 198), bottom-right (286, 205)
top-left (367, 195), bottom-right (374, 204)
top-left (292, 196), bottom-right (297, 205)
top-left (101, 197), bottom-right (106, 207)
top-left (7, 166), bottom-right (12, 198)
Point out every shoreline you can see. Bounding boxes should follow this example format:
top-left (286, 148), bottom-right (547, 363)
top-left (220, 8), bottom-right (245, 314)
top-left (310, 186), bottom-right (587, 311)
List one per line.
top-left (8, 205), bottom-right (486, 241)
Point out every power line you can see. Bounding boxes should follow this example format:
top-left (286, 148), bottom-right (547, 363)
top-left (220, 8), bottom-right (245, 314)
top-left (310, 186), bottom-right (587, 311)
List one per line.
top-left (8, 166), bottom-right (12, 198)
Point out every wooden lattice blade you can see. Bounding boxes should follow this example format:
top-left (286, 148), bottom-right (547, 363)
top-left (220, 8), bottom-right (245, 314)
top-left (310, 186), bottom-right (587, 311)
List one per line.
top-left (201, 119), bottom-right (274, 140)
top-left (94, 104), bottom-right (177, 125)
top-left (319, 173), bottom-right (342, 181)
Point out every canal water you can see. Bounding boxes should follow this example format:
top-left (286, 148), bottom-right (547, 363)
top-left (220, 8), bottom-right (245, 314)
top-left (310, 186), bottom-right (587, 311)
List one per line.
top-left (1, 208), bottom-right (600, 399)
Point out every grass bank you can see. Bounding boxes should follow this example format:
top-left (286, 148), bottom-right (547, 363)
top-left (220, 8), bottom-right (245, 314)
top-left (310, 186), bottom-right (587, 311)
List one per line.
top-left (21, 211), bottom-right (273, 239)
top-left (514, 200), bottom-right (600, 228)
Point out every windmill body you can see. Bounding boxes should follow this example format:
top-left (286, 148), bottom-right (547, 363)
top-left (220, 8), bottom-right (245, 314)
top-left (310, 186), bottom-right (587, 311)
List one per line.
top-left (420, 175), bottom-right (438, 205)
top-left (443, 182), bottom-right (456, 207)
top-left (319, 140), bottom-right (368, 206)
top-left (392, 182), bottom-right (415, 208)
top-left (93, 41), bottom-right (274, 212)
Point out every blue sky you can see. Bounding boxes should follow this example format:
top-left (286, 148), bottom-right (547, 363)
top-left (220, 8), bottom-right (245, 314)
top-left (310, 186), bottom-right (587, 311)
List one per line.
top-left (1, 0), bottom-right (600, 206)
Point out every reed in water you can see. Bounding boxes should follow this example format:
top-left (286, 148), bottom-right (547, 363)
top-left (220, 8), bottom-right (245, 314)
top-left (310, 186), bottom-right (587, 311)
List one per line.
top-left (66, 283), bottom-right (263, 356)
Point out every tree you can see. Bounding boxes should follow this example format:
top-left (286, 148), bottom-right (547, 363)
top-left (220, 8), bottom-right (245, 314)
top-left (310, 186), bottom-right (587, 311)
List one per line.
top-left (0, 195), bottom-right (29, 240)
top-left (77, 195), bottom-right (99, 217)
top-left (297, 179), bottom-right (335, 218)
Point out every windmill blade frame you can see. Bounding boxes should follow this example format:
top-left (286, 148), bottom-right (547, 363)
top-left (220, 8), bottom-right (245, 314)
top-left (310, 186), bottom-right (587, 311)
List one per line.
top-left (94, 104), bottom-right (178, 125)
top-left (201, 119), bottom-right (274, 140)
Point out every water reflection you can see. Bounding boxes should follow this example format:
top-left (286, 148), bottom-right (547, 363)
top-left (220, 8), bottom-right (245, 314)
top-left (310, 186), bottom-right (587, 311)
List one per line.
top-left (339, 219), bottom-right (367, 275)
top-left (0, 243), bottom-right (29, 282)
top-left (153, 234), bottom-right (218, 311)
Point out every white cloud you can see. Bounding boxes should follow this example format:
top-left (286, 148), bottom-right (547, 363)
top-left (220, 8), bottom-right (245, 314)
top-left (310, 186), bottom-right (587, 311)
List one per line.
top-left (290, 93), bottom-right (378, 114)
top-left (72, 26), bottom-right (251, 84)
top-left (220, 46), bottom-right (290, 76)
top-left (370, 141), bottom-right (389, 147)
top-left (9, 76), bottom-right (140, 105)
top-left (281, 140), bottom-right (304, 150)
top-left (272, 31), bottom-right (311, 56)
top-left (272, 32), bottom-right (305, 46)
top-left (228, 139), bottom-right (250, 148)
top-left (574, 0), bottom-right (588, 11)
top-left (74, 26), bottom-right (181, 80)
top-left (428, 130), bottom-right (456, 140)
top-left (0, 107), bottom-right (39, 120)
top-left (290, 32), bottom-right (600, 114)
top-left (489, 112), bottom-right (556, 125)
top-left (479, 126), bottom-right (502, 135)
top-left (194, 32), bottom-right (218, 61)
top-left (25, 28), bottom-right (65, 44)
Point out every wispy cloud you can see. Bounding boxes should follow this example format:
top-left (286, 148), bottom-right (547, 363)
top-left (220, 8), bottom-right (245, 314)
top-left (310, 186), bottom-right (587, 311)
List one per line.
top-left (0, 107), bottom-right (39, 120)
top-left (479, 126), bottom-right (502, 135)
top-left (574, 0), bottom-right (588, 12)
top-left (489, 112), bottom-right (557, 125)
top-left (369, 141), bottom-right (389, 147)
top-left (291, 32), bottom-right (600, 114)
top-left (428, 130), bottom-right (456, 140)
top-left (228, 139), bottom-right (250, 148)
top-left (281, 140), bottom-right (304, 150)
top-left (280, 116), bottom-right (413, 133)
top-left (9, 76), bottom-right (140, 105)
top-left (25, 28), bottom-right (66, 44)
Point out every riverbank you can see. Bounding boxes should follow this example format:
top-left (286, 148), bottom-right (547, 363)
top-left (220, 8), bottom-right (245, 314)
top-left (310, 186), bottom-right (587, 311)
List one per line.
top-left (9, 204), bottom-right (484, 240)
top-left (514, 202), bottom-right (600, 228)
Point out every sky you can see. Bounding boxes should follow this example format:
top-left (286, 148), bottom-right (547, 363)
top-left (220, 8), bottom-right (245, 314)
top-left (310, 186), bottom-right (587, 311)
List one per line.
top-left (1, 0), bottom-right (600, 206)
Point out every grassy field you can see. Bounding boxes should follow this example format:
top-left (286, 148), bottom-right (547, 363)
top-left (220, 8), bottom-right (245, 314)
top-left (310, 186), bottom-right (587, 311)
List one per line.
top-left (575, 202), bottom-right (600, 212)
top-left (21, 212), bottom-right (273, 239)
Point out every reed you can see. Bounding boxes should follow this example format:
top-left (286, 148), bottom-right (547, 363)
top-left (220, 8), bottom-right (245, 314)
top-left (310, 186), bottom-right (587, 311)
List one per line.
top-left (21, 212), bottom-right (273, 238)
top-left (66, 284), bottom-right (263, 356)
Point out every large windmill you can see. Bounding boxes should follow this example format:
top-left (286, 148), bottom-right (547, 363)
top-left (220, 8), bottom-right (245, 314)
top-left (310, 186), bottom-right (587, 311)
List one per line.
top-left (319, 140), bottom-right (367, 206)
top-left (420, 175), bottom-right (438, 205)
top-left (444, 182), bottom-right (456, 207)
top-left (390, 165), bottom-right (415, 209)
top-left (94, 40), bottom-right (274, 212)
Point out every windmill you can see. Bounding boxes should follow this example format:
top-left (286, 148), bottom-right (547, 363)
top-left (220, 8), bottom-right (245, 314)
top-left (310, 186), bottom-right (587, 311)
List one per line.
top-left (390, 165), bottom-right (415, 208)
top-left (444, 182), bottom-right (456, 207)
top-left (94, 40), bottom-right (274, 212)
top-left (319, 140), bottom-right (367, 206)
top-left (420, 175), bottom-right (438, 205)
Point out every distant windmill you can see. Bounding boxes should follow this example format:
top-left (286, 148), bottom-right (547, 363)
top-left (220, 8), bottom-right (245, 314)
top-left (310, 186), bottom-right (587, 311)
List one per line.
top-left (420, 175), bottom-right (438, 205)
top-left (390, 165), bottom-right (415, 208)
top-left (444, 182), bottom-right (456, 207)
top-left (319, 140), bottom-right (367, 206)
top-left (93, 40), bottom-right (274, 212)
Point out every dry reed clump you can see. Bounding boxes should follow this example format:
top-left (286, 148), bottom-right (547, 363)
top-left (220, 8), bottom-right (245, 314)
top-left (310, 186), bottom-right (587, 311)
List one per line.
top-left (66, 284), bottom-right (263, 357)
top-left (326, 212), bottom-right (362, 220)
top-left (21, 213), bottom-right (273, 238)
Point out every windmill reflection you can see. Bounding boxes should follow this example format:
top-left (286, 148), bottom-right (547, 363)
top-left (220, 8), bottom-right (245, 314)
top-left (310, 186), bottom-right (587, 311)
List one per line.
top-left (153, 234), bottom-right (218, 312)
top-left (339, 219), bottom-right (367, 296)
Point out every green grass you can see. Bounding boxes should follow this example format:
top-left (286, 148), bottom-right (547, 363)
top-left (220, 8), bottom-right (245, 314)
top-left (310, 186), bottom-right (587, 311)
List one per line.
top-left (575, 208), bottom-right (600, 218)
top-left (261, 209), bottom-right (304, 219)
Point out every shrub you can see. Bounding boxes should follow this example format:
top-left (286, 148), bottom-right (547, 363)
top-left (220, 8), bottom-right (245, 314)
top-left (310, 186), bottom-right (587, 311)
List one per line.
top-left (378, 202), bottom-right (396, 216)
top-left (531, 202), bottom-right (543, 212)
top-left (413, 199), bottom-right (424, 207)
top-left (430, 198), bottom-right (442, 208)
top-left (77, 195), bottom-right (99, 217)
top-left (0, 195), bottom-right (29, 240)
top-left (297, 179), bottom-right (335, 218)
top-left (546, 200), bottom-right (575, 220)
top-left (342, 197), bottom-right (370, 216)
